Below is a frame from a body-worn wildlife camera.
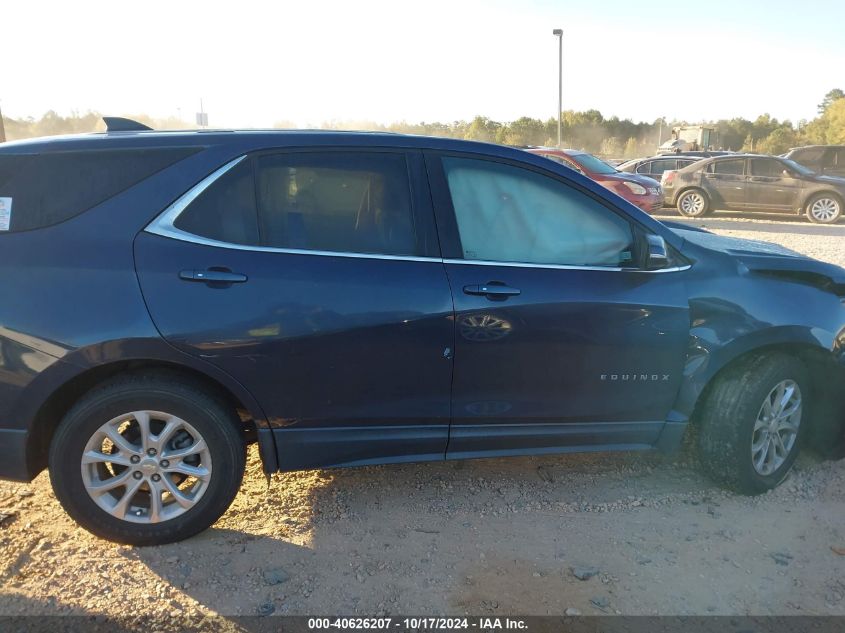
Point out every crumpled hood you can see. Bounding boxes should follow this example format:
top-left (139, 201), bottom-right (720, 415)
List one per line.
top-left (673, 228), bottom-right (845, 286)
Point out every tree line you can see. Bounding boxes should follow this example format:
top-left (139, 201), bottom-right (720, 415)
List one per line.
top-left (3, 89), bottom-right (843, 158)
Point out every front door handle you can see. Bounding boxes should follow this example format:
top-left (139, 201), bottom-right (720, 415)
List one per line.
top-left (179, 269), bottom-right (248, 283)
top-left (463, 283), bottom-right (521, 299)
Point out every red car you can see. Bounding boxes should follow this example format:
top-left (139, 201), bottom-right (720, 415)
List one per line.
top-left (526, 147), bottom-right (664, 213)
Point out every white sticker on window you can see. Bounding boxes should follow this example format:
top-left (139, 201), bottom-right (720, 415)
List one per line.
top-left (0, 198), bottom-right (11, 231)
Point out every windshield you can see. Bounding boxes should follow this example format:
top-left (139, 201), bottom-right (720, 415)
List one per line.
top-left (781, 157), bottom-right (815, 176)
top-left (570, 152), bottom-right (618, 175)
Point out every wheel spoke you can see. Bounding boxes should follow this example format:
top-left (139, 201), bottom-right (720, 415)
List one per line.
top-left (162, 438), bottom-right (207, 460)
top-left (109, 477), bottom-right (144, 519)
top-left (86, 469), bottom-right (132, 495)
top-left (165, 462), bottom-right (210, 479)
top-left (148, 481), bottom-right (164, 523)
top-left (160, 474), bottom-right (195, 509)
top-left (151, 416), bottom-right (182, 452)
top-left (104, 425), bottom-right (141, 456)
top-left (132, 411), bottom-right (152, 452)
top-left (82, 449), bottom-right (133, 468)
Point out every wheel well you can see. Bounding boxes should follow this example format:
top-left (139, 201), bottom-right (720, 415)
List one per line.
top-left (26, 360), bottom-right (257, 476)
top-left (690, 343), bottom-right (845, 453)
top-left (805, 190), bottom-right (844, 209)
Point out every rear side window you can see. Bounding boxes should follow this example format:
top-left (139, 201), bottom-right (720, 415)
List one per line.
top-left (0, 148), bottom-right (198, 233)
top-left (173, 152), bottom-right (418, 256)
top-left (173, 159), bottom-right (259, 246)
top-left (708, 159), bottom-right (745, 175)
top-left (256, 152), bottom-right (416, 256)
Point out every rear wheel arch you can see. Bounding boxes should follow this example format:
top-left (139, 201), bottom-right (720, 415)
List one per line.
top-left (26, 359), bottom-right (272, 477)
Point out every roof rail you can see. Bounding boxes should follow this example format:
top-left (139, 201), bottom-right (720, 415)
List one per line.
top-left (103, 116), bottom-right (153, 132)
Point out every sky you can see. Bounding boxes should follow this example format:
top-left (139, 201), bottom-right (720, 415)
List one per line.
top-left (4, 0), bottom-right (845, 128)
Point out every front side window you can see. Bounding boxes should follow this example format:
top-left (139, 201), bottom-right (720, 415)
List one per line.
top-left (442, 157), bottom-right (635, 268)
top-left (749, 158), bottom-right (787, 178)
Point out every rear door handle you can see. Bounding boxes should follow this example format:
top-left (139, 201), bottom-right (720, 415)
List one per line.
top-left (463, 283), bottom-right (521, 298)
top-left (179, 269), bottom-right (248, 283)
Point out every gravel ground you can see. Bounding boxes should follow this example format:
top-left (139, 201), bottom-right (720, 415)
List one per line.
top-left (1, 215), bottom-right (844, 622)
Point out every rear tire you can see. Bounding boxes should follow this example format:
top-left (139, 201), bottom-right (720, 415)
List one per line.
top-left (49, 372), bottom-right (246, 545)
top-left (697, 353), bottom-right (809, 494)
top-left (805, 193), bottom-right (842, 224)
top-left (676, 189), bottom-right (710, 218)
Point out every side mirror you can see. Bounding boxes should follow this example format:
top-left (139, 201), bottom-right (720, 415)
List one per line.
top-left (646, 234), bottom-right (670, 270)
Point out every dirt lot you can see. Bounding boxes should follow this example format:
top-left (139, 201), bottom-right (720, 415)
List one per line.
top-left (2, 215), bottom-right (844, 621)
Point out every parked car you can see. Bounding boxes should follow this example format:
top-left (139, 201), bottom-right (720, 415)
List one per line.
top-left (784, 145), bottom-right (845, 178)
top-left (662, 154), bottom-right (845, 223)
top-left (525, 147), bottom-right (664, 213)
top-left (2, 120), bottom-right (845, 545)
top-left (618, 155), bottom-right (706, 182)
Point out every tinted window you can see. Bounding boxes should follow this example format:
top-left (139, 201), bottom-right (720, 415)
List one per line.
top-left (541, 154), bottom-right (583, 173)
top-left (569, 153), bottom-right (618, 175)
top-left (791, 147), bottom-right (825, 167)
top-left (442, 157), bottom-right (635, 267)
top-left (255, 152), bottom-right (416, 256)
top-left (173, 159), bottom-right (259, 245)
top-left (0, 148), bottom-right (197, 233)
top-left (749, 158), bottom-right (787, 178)
top-left (648, 159), bottom-right (677, 176)
top-left (833, 149), bottom-right (845, 167)
top-left (709, 159), bottom-right (745, 175)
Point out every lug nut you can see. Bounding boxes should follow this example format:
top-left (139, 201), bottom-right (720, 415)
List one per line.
top-left (132, 471), bottom-right (143, 480)
top-left (160, 460), bottom-right (170, 468)
top-left (130, 455), bottom-right (141, 464)
top-left (151, 474), bottom-right (161, 482)
top-left (147, 448), bottom-right (157, 457)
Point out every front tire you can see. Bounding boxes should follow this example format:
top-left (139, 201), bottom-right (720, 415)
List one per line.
top-left (697, 353), bottom-right (808, 494)
top-left (805, 193), bottom-right (842, 224)
top-left (676, 189), bottom-right (710, 218)
top-left (49, 373), bottom-right (246, 545)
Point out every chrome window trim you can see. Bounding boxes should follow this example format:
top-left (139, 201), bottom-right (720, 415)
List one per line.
top-left (147, 156), bottom-right (247, 237)
top-left (145, 154), bottom-right (690, 273)
top-left (443, 259), bottom-right (690, 273)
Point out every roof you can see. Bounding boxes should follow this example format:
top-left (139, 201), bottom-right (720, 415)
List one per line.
top-left (0, 127), bottom-right (524, 159)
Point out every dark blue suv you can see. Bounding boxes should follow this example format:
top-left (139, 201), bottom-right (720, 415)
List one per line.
top-left (1, 119), bottom-right (844, 545)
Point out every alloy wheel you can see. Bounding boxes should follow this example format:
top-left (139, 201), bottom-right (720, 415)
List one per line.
top-left (809, 197), bottom-right (840, 222)
top-left (751, 380), bottom-right (802, 476)
top-left (679, 192), bottom-right (705, 216)
top-left (80, 410), bottom-right (212, 524)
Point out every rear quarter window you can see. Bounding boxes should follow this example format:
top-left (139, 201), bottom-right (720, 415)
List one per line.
top-left (0, 148), bottom-right (198, 233)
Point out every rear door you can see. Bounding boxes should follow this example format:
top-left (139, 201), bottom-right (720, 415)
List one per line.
top-left (426, 153), bottom-right (690, 458)
top-left (703, 158), bottom-right (747, 208)
top-left (746, 157), bottom-right (803, 211)
top-left (135, 149), bottom-right (455, 470)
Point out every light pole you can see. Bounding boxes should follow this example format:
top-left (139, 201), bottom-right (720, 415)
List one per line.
top-left (553, 28), bottom-right (563, 147)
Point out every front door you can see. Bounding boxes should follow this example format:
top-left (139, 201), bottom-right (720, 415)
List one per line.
top-left (135, 149), bottom-right (455, 470)
top-left (746, 157), bottom-right (804, 211)
top-left (426, 153), bottom-right (690, 458)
